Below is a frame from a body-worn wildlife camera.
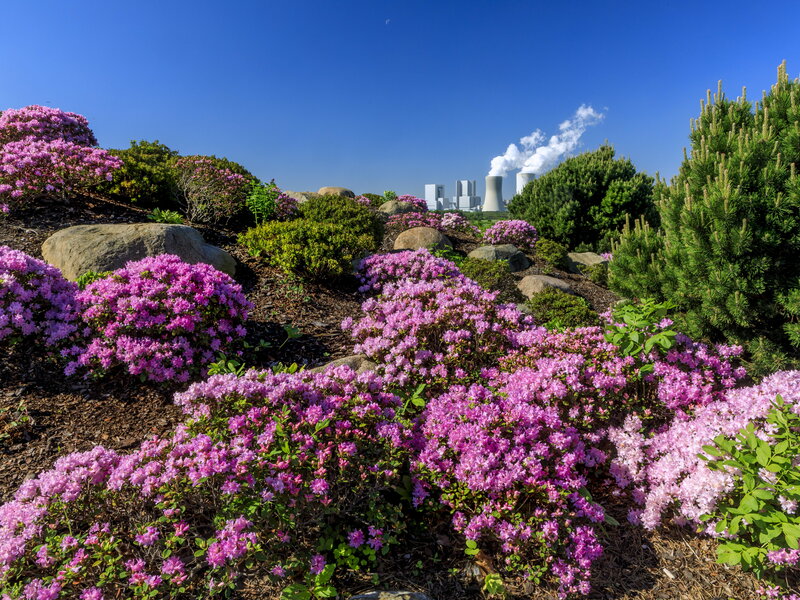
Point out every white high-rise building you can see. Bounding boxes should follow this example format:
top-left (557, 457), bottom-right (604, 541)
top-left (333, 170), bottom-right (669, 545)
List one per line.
top-left (453, 180), bottom-right (481, 211)
top-left (424, 184), bottom-right (446, 210)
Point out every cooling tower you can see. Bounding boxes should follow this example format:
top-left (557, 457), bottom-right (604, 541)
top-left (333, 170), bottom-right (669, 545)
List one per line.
top-left (516, 172), bottom-right (535, 194)
top-left (483, 175), bottom-right (504, 211)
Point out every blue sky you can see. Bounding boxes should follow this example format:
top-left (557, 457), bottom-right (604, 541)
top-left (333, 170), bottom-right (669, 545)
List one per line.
top-left (1, 0), bottom-right (799, 201)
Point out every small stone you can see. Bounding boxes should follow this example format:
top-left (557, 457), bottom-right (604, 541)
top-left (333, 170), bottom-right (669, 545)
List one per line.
top-left (348, 593), bottom-right (433, 600)
top-left (467, 244), bottom-right (530, 272)
top-left (394, 227), bottom-right (452, 251)
top-left (566, 251), bottom-right (608, 274)
top-left (317, 186), bottom-right (355, 198)
top-left (308, 354), bottom-right (377, 374)
top-left (378, 200), bottom-right (423, 217)
top-left (517, 275), bottom-right (573, 298)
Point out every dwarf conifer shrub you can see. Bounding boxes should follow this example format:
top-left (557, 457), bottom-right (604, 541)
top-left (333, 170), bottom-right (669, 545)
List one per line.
top-left (508, 145), bottom-right (656, 250)
top-left (65, 255), bottom-right (251, 382)
top-left (459, 257), bottom-right (523, 303)
top-left (298, 195), bottom-right (383, 246)
top-left (0, 246), bottom-right (80, 349)
top-left (240, 220), bottom-right (376, 279)
top-left (524, 288), bottom-right (599, 329)
top-left (609, 62), bottom-right (800, 363)
top-left (535, 238), bottom-right (569, 270)
top-left (103, 140), bottom-right (179, 207)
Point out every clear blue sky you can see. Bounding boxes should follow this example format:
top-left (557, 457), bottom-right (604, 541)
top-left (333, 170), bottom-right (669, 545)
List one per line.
top-left (1, 0), bottom-right (799, 200)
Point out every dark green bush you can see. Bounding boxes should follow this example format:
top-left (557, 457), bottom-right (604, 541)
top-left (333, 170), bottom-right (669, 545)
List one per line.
top-left (508, 145), bottom-right (656, 251)
top-left (238, 220), bottom-right (375, 279)
top-left (459, 257), bottom-right (523, 303)
top-left (103, 140), bottom-right (179, 207)
top-left (581, 262), bottom-right (608, 287)
top-left (524, 288), bottom-right (599, 329)
top-left (535, 238), bottom-right (568, 270)
top-left (298, 194), bottom-right (383, 246)
top-left (609, 62), bottom-right (800, 366)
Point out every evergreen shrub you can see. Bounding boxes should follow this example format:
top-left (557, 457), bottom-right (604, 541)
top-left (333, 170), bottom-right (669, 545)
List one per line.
top-left (459, 257), bottom-right (523, 303)
top-left (609, 62), bottom-right (800, 369)
top-left (298, 195), bottom-right (383, 246)
top-left (103, 140), bottom-right (179, 207)
top-left (239, 220), bottom-right (376, 279)
top-left (535, 238), bottom-right (569, 270)
top-left (524, 288), bottom-right (599, 329)
top-left (508, 145), bottom-right (655, 251)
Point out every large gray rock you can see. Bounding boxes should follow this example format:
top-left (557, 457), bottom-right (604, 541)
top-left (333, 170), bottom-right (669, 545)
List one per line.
top-left (42, 223), bottom-right (236, 280)
top-left (317, 186), bottom-right (355, 198)
top-left (467, 244), bottom-right (530, 272)
top-left (566, 251), bottom-right (608, 274)
top-left (378, 200), bottom-right (423, 217)
top-left (517, 274), bottom-right (573, 298)
top-left (308, 354), bottom-right (377, 374)
top-left (349, 593), bottom-right (432, 600)
top-left (394, 227), bottom-right (452, 251)
top-left (282, 190), bottom-right (317, 204)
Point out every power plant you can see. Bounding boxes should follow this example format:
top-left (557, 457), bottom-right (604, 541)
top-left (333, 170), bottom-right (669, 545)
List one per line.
top-left (483, 175), bottom-right (504, 211)
top-left (516, 172), bottom-right (535, 194)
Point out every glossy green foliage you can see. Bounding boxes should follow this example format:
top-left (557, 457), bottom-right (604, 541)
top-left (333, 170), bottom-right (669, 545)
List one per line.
top-left (298, 195), bottom-right (383, 247)
top-left (524, 288), bottom-right (598, 329)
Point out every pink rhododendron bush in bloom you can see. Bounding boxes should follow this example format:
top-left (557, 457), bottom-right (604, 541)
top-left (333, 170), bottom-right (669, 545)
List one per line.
top-left (0, 246), bottom-right (79, 348)
top-left (385, 211), bottom-right (480, 236)
top-left (172, 156), bottom-right (251, 224)
top-left (355, 249), bottom-right (467, 294)
top-left (0, 106), bottom-right (122, 208)
top-left (0, 368), bottom-right (415, 599)
top-left (64, 255), bottom-right (252, 382)
top-left (394, 194), bottom-right (428, 211)
top-left (482, 219), bottom-right (539, 251)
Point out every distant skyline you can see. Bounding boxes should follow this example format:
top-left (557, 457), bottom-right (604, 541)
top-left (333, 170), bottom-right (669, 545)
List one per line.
top-left (1, 0), bottom-right (799, 200)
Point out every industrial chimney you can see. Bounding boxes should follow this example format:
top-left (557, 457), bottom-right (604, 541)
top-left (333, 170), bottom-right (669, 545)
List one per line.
top-left (516, 172), bottom-right (535, 194)
top-left (483, 175), bottom-right (504, 211)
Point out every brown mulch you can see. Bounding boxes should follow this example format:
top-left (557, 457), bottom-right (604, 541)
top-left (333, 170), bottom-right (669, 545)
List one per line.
top-left (0, 198), bottom-right (773, 599)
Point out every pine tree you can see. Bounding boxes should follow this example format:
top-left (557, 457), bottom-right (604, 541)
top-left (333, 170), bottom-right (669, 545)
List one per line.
top-left (610, 62), bottom-right (800, 361)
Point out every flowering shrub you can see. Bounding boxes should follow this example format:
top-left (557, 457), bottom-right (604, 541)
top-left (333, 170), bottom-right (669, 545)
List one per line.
top-left (395, 194), bottom-right (428, 211)
top-left (343, 279), bottom-right (532, 385)
top-left (0, 105), bottom-right (97, 146)
top-left (355, 249), bottom-right (466, 294)
top-left (417, 371), bottom-right (607, 598)
top-left (274, 192), bottom-right (299, 220)
top-left (607, 370), bottom-right (800, 530)
top-left (0, 138), bottom-right (122, 207)
top-left (0, 246), bottom-right (79, 348)
top-left (386, 211), bottom-right (479, 237)
top-left (482, 219), bottom-right (539, 251)
top-left (172, 156), bottom-right (252, 224)
top-left (64, 255), bottom-right (251, 382)
top-left (0, 367), bottom-right (414, 599)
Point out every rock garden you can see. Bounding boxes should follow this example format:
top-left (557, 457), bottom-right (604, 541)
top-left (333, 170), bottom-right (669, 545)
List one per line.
top-left (2, 64), bottom-right (800, 600)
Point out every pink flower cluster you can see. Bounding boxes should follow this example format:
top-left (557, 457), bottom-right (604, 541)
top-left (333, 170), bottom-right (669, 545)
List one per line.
top-left (172, 156), bottom-right (250, 224)
top-left (608, 370), bottom-right (800, 529)
top-left (0, 137), bottom-right (122, 208)
top-left (417, 370), bottom-right (607, 598)
top-left (0, 105), bottom-right (97, 146)
top-left (0, 245), bottom-right (79, 348)
top-left (274, 192), bottom-right (299, 220)
top-left (64, 255), bottom-right (251, 382)
top-left (395, 194), bottom-right (428, 211)
top-left (482, 219), bottom-right (539, 251)
top-left (355, 249), bottom-right (467, 294)
top-left (343, 278), bottom-right (532, 385)
top-left (386, 211), bottom-right (480, 237)
top-left (0, 367), bottom-right (412, 597)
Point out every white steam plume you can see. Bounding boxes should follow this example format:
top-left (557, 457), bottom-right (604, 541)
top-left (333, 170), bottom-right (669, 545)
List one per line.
top-left (488, 105), bottom-right (604, 177)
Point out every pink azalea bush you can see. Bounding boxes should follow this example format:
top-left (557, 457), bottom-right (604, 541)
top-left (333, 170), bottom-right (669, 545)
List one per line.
top-left (64, 255), bottom-right (252, 383)
top-left (482, 219), bottom-right (539, 251)
top-left (343, 278), bottom-right (533, 386)
top-left (386, 211), bottom-right (480, 237)
top-left (417, 371), bottom-right (607, 598)
top-left (0, 138), bottom-right (122, 208)
top-left (0, 246), bottom-right (80, 348)
top-left (395, 194), bottom-right (428, 211)
top-left (0, 367), bottom-right (414, 599)
top-left (0, 105), bottom-right (97, 146)
top-left (355, 249), bottom-right (467, 294)
top-left (608, 370), bottom-right (800, 530)
top-left (274, 191), bottom-right (299, 220)
top-left (172, 156), bottom-right (251, 224)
